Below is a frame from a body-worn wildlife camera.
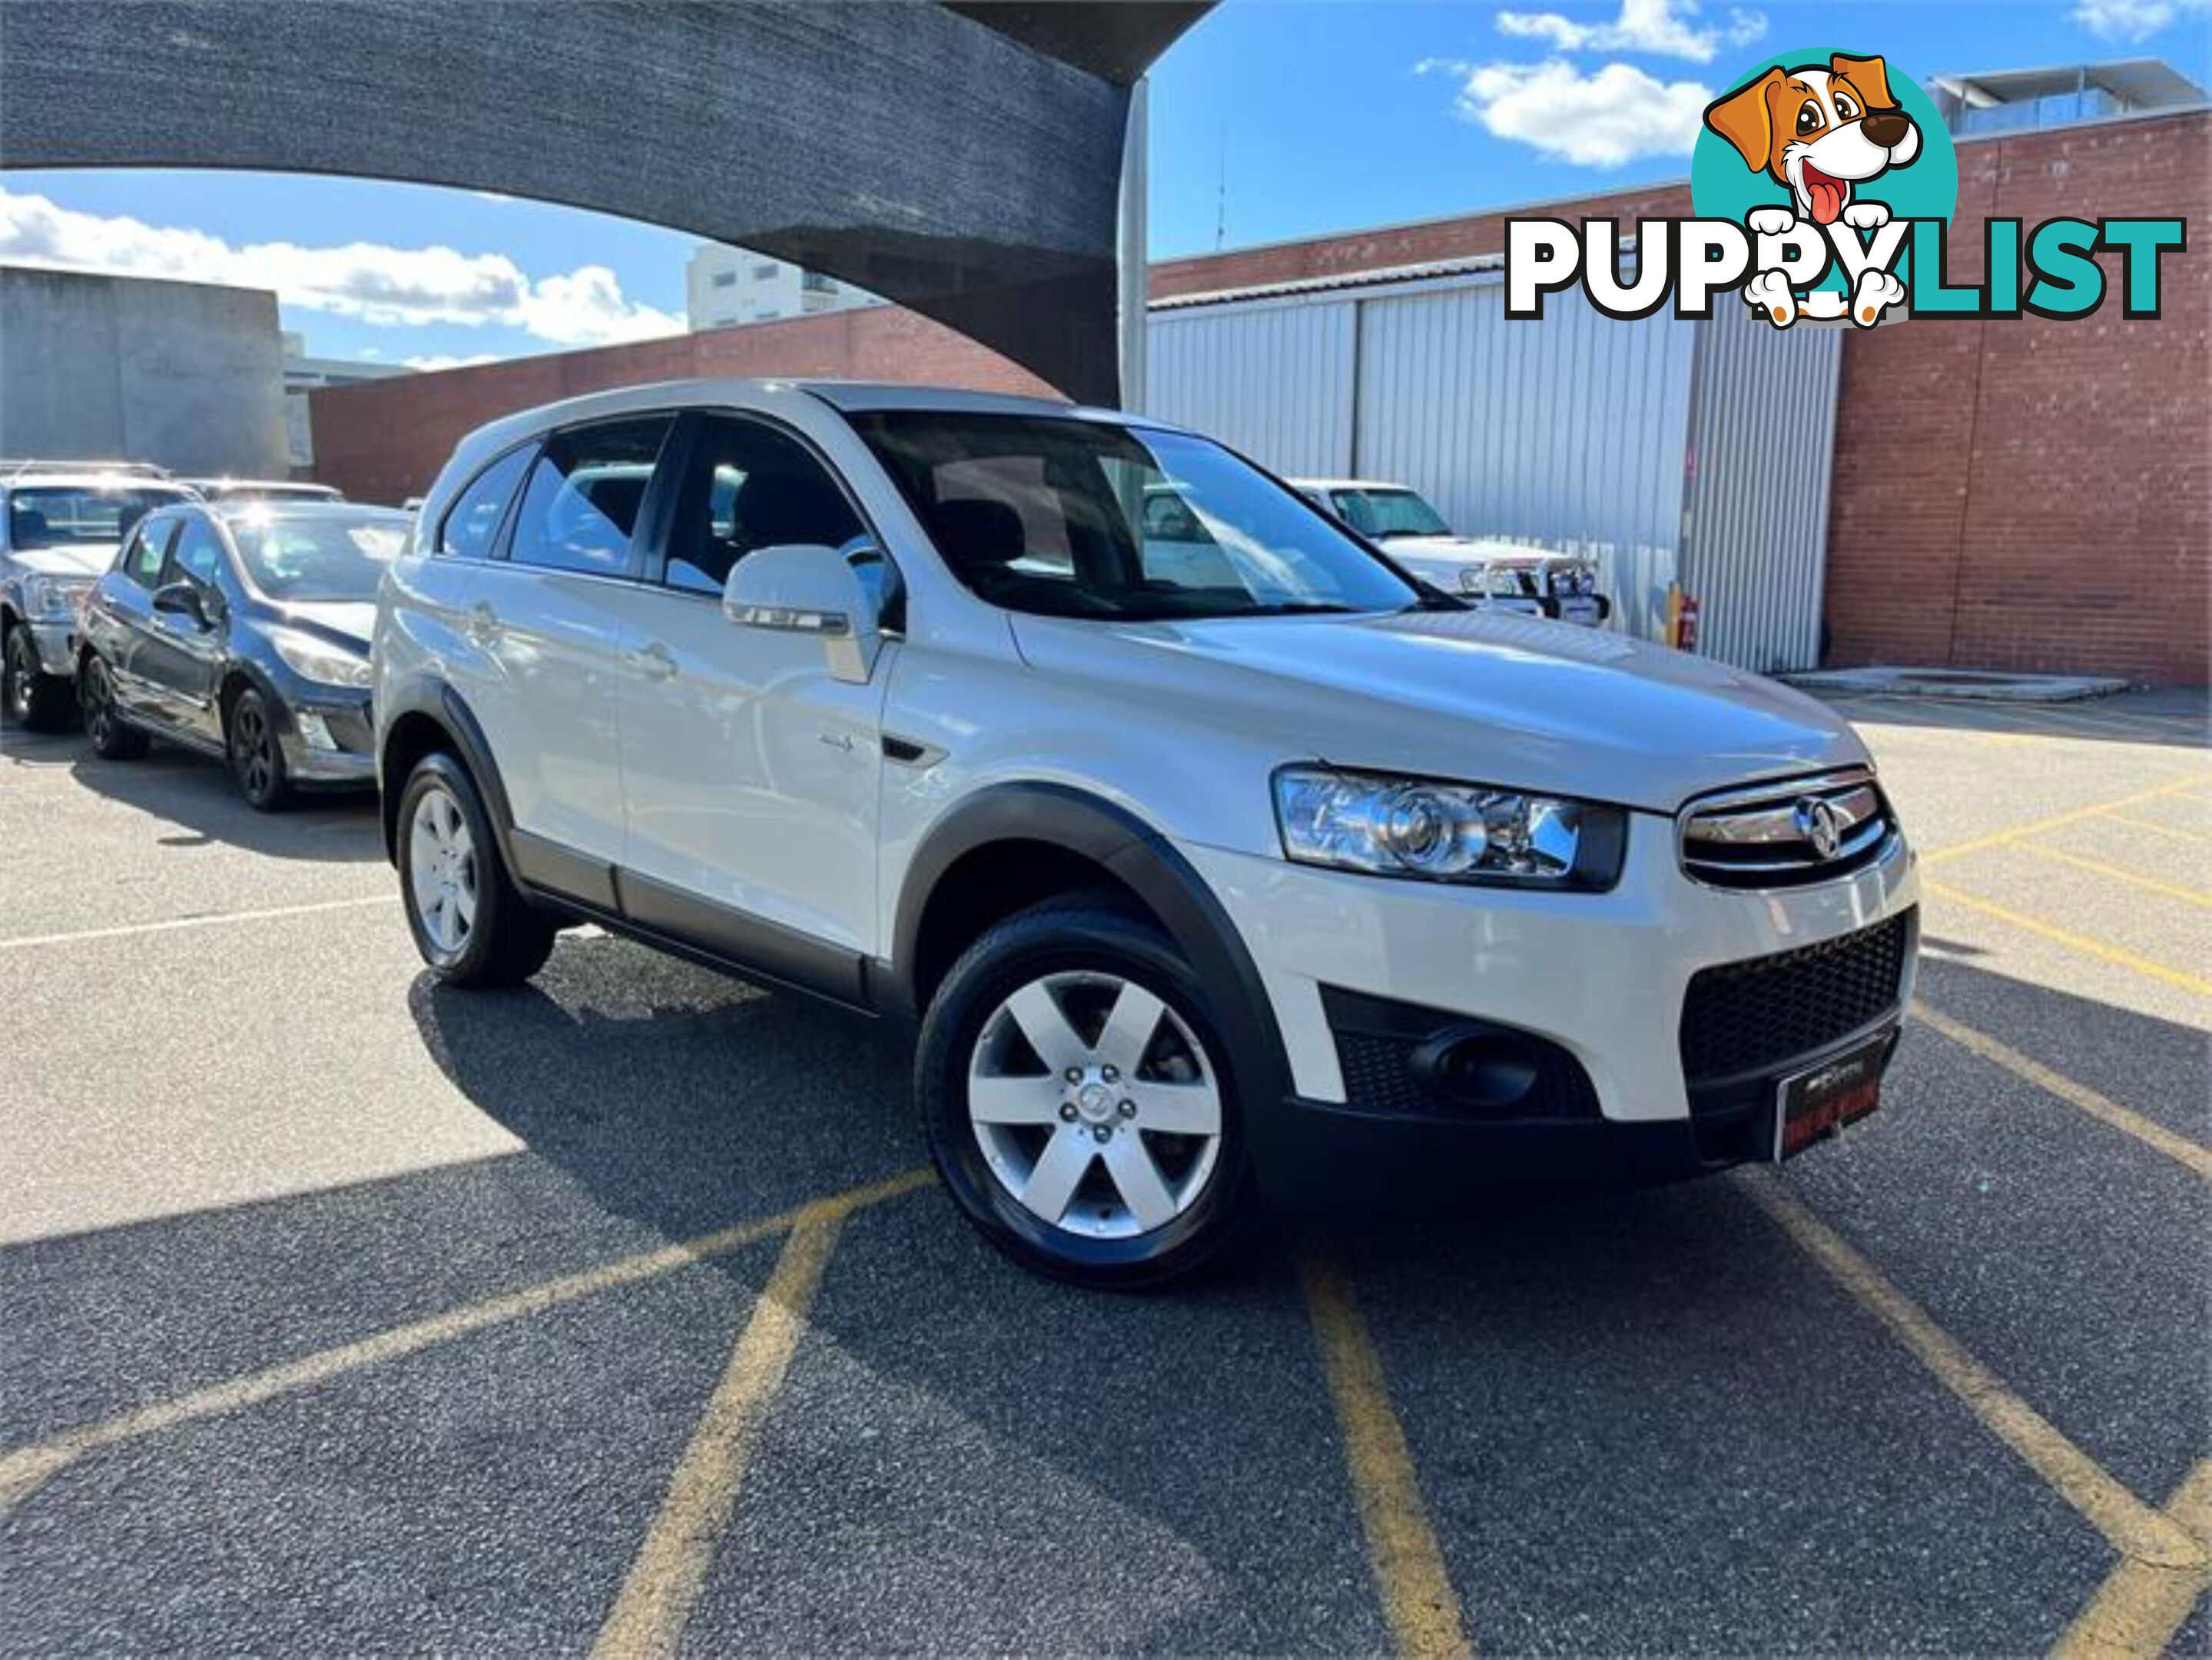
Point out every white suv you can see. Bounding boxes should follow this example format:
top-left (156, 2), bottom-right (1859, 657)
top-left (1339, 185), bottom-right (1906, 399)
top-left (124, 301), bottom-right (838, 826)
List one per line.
top-left (374, 381), bottom-right (1919, 1286)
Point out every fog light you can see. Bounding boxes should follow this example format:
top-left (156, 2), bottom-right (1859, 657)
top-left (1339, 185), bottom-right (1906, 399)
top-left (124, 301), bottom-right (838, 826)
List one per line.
top-left (1411, 1031), bottom-right (1542, 1112)
top-left (295, 710), bottom-right (337, 752)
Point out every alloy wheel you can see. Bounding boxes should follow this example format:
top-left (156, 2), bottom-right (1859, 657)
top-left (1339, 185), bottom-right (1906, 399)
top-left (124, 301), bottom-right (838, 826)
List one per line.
top-left (231, 699), bottom-right (275, 799)
top-left (407, 785), bottom-right (478, 958)
top-left (81, 659), bottom-right (114, 744)
top-left (967, 970), bottom-right (1223, 1240)
top-left (4, 629), bottom-right (32, 721)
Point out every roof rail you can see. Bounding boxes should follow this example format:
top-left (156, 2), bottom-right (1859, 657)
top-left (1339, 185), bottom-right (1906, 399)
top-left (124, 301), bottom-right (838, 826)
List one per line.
top-left (0, 458), bottom-right (174, 481)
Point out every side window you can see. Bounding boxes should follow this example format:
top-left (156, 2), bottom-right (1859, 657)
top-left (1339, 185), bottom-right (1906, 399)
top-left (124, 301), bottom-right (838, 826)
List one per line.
top-left (167, 518), bottom-right (228, 589)
top-left (664, 416), bottom-right (866, 597)
top-left (121, 520), bottom-right (176, 589)
top-left (438, 445), bottom-right (533, 560)
top-left (508, 418), bottom-right (672, 577)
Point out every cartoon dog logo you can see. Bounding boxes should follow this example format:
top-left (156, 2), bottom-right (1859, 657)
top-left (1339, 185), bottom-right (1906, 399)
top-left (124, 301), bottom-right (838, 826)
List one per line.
top-left (1703, 53), bottom-right (1922, 328)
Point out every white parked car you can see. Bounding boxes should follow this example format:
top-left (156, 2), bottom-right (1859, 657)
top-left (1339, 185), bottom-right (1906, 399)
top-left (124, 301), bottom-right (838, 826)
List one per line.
top-left (1291, 477), bottom-right (1610, 626)
top-left (375, 382), bottom-right (1917, 1287)
top-left (1, 466), bottom-right (198, 729)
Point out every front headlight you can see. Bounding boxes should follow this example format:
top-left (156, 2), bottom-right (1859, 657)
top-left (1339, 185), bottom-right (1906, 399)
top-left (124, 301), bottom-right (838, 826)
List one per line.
top-left (1272, 766), bottom-right (1627, 889)
top-left (23, 576), bottom-right (87, 619)
top-left (270, 629), bottom-right (372, 689)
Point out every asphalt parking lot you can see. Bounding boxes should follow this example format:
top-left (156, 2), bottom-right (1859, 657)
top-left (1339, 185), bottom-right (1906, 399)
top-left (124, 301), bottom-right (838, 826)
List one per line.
top-left (3, 689), bottom-right (2207, 1657)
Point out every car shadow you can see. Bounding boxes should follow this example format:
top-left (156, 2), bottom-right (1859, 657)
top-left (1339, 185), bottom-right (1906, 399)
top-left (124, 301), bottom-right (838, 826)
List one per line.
top-left (65, 745), bottom-right (381, 864)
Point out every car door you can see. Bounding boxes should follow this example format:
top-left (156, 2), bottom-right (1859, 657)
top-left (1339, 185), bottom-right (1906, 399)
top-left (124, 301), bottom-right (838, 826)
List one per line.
top-left (601, 411), bottom-right (893, 985)
top-left (88, 514), bottom-right (183, 730)
top-left (461, 415), bottom-right (673, 872)
top-left (141, 513), bottom-right (238, 745)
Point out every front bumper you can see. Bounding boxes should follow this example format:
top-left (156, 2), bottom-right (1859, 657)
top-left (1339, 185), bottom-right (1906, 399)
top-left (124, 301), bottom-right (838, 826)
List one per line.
top-left (27, 619), bottom-right (78, 678)
top-left (276, 696), bottom-right (377, 786)
top-left (1186, 815), bottom-right (1919, 1190)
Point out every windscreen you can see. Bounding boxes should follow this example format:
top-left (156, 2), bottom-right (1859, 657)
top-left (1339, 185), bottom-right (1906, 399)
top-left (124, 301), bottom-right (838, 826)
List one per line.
top-left (1334, 488), bottom-right (1452, 540)
top-left (229, 511), bottom-right (408, 601)
top-left (8, 486), bottom-right (190, 547)
top-left (851, 412), bottom-right (1421, 622)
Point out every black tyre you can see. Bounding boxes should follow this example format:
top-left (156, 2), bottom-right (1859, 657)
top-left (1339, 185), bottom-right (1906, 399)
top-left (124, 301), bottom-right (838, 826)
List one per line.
top-left (77, 652), bottom-right (149, 759)
top-left (4, 622), bottom-right (75, 732)
top-left (396, 749), bottom-right (558, 988)
top-left (227, 686), bottom-right (291, 812)
top-left (917, 895), bottom-right (1253, 1289)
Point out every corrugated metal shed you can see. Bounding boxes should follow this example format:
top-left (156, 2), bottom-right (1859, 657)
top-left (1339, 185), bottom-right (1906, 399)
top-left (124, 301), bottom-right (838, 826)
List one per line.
top-left (1352, 282), bottom-right (1696, 646)
top-left (1141, 265), bottom-right (1844, 673)
top-left (1678, 313), bottom-right (1842, 673)
top-left (1145, 297), bottom-right (1356, 477)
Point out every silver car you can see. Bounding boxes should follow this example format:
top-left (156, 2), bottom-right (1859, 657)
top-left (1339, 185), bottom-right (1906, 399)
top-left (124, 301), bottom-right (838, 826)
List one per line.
top-left (2, 466), bottom-right (198, 729)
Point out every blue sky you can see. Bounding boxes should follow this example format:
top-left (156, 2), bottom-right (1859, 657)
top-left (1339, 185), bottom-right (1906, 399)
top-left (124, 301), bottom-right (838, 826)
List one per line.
top-left (3, 0), bottom-right (2205, 365)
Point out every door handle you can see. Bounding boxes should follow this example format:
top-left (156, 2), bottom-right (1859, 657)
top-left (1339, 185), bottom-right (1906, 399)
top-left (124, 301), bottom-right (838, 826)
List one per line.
top-left (466, 602), bottom-right (500, 646)
top-left (627, 641), bottom-right (678, 680)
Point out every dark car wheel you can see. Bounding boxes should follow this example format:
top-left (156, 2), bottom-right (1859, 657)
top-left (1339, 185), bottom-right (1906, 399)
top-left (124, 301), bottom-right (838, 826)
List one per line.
top-left (77, 652), bottom-right (149, 759)
top-left (227, 687), bottom-right (291, 812)
top-left (3, 622), bottom-right (75, 732)
top-left (917, 894), bottom-right (1254, 1290)
top-left (396, 750), bottom-right (558, 988)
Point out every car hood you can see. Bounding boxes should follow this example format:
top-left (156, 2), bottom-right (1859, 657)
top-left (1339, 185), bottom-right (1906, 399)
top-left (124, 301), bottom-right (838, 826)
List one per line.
top-left (10, 544), bottom-right (116, 579)
top-left (1011, 607), bottom-right (1867, 813)
top-left (277, 599), bottom-right (377, 653)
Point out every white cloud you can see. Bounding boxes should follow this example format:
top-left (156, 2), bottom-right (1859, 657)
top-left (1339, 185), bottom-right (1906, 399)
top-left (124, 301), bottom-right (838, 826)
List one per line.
top-left (0, 189), bottom-right (682, 350)
top-left (402, 352), bottom-right (501, 372)
top-left (2071, 0), bottom-right (2208, 37)
top-left (1423, 58), bottom-right (1712, 166)
top-left (1493, 0), bottom-right (1765, 63)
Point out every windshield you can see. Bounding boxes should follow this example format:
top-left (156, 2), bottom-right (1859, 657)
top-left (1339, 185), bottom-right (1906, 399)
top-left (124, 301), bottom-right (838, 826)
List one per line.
top-left (1332, 488), bottom-right (1453, 540)
top-left (852, 412), bottom-right (1420, 622)
top-left (228, 511), bottom-right (408, 601)
top-left (8, 485), bottom-right (190, 548)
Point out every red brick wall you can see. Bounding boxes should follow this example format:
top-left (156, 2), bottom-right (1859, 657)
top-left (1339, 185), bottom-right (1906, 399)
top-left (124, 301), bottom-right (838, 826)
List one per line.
top-left (1826, 112), bottom-right (2208, 685)
top-left (307, 305), bottom-right (1053, 507)
top-left (313, 113), bottom-right (2207, 682)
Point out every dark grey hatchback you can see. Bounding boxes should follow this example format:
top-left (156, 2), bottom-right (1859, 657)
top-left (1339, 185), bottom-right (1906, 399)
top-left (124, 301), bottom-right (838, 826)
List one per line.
top-left (77, 501), bottom-right (407, 809)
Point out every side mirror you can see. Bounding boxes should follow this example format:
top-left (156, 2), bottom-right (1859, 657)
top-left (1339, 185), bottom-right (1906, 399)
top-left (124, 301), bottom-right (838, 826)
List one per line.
top-left (151, 581), bottom-right (210, 628)
top-left (723, 543), bottom-right (881, 684)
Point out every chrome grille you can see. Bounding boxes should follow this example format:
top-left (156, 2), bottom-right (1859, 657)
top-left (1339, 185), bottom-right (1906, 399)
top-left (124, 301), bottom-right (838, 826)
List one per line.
top-left (1678, 769), bottom-right (1893, 889)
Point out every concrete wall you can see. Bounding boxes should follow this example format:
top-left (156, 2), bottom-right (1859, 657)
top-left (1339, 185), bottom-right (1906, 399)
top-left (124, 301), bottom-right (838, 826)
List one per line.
top-left (1, 265), bottom-right (288, 476)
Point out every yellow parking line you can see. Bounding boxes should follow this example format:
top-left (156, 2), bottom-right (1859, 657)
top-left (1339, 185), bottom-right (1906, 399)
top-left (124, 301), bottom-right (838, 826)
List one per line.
top-left (2054, 1456), bottom-right (2212, 1658)
top-left (2010, 842), bottom-right (2212, 910)
top-left (1922, 881), bottom-right (2212, 998)
top-left (0, 1168), bottom-right (932, 1517)
top-left (1300, 1254), bottom-right (1473, 1660)
top-left (1922, 776), bottom-right (2212, 868)
top-left (0, 894), bottom-right (394, 951)
top-left (2101, 813), bottom-right (2210, 846)
top-left (1914, 1005), bottom-right (2212, 1182)
top-left (595, 1213), bottom-right (844, 1660)
top-left (1741, 1181), bottom-right (2208, 1572)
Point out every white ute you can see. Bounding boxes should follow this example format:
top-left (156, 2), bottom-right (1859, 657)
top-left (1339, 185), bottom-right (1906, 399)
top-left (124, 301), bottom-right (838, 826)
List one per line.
top-left (374, 381), bottom-right (1919, 1287)
top-left (1292, 477), bottom-right (1610, 626)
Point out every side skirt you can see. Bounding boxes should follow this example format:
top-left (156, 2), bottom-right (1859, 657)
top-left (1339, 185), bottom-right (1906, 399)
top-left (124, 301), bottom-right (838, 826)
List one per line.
top-left (508, 830), bottom-right (876, 1018)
